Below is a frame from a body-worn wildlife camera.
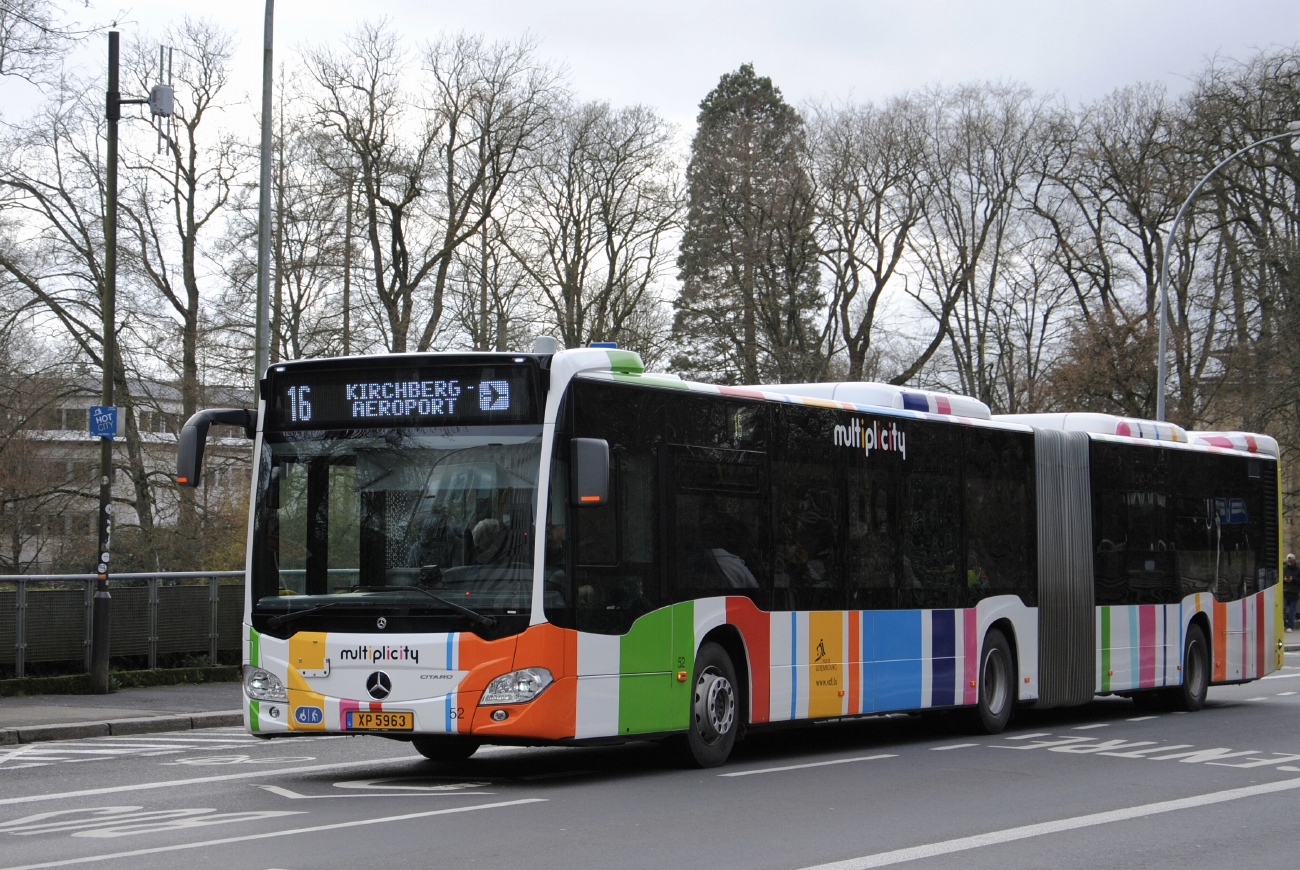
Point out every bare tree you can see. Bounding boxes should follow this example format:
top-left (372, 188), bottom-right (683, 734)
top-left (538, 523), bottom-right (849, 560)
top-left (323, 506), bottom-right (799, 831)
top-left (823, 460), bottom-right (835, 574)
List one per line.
top-left (0, 0), bottom-right (92, 85)
top-left (507, 100), bottom-right (679, 352)
top-left (906, 84), bottom-right (1051, 407)
top-left (809, 96), bottom-right (930, 382)
top-left (120, 19), bottom-right (244, 567)
top-left (304, 23), bottom-right (555, 352)
top-left (0, 327), bottom-right (87, 572)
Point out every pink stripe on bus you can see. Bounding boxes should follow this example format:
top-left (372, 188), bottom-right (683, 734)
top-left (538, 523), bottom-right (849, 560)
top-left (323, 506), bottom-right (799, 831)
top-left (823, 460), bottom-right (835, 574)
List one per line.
top-left (1139, 606), bottom-right (1156, 687)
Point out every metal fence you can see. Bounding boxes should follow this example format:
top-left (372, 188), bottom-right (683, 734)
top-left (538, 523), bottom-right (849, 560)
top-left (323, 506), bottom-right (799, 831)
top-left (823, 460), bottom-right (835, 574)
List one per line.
top-left (0, 572), bottom-right (244, 679)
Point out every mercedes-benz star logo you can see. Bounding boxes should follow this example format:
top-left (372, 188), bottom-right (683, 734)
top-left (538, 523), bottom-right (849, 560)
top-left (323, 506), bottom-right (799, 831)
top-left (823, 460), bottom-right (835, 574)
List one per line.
top-left (376, 616), bottom-right (388, 630)
top-left (366, 671), bottom-right (392, 701)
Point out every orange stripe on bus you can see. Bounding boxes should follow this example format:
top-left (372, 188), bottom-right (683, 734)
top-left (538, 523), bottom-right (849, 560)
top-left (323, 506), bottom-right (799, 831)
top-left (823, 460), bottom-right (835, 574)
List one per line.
top-left (1212, 599), bottom-right (1228, 683)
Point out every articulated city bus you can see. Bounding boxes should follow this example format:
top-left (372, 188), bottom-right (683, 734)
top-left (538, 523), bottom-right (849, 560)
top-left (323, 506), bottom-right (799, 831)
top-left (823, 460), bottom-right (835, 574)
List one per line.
top-left (177, 345), bottom-right (1282, 767)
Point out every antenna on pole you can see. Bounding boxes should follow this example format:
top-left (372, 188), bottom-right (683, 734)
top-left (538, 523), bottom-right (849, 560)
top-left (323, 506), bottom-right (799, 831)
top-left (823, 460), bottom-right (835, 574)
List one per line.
top-left (149, 45), bottom-right (175, 153)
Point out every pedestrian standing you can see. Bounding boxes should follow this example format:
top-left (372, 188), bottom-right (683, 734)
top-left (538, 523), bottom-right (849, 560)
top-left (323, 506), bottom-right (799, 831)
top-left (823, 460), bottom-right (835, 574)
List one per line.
top-left (1284, 553), bottom-right (1299, 631)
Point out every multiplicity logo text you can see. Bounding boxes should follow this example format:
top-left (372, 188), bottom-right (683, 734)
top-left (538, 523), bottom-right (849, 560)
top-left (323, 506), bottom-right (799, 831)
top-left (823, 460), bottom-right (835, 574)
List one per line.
top-left (832, 417), bottom-right (907, 460)
top-left (339, 644), bottom-right (419, 665)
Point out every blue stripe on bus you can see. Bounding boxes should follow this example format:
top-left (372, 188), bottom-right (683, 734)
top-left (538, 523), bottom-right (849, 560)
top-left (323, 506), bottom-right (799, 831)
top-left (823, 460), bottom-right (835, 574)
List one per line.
top-left (445, 635), bottom-right (455, 733)
top-left (900, 392), bottom-right (929, 413)
top-left (875, 610), bottom-right (922, 711)
top-left (931, 609), bottom-right (955, 707)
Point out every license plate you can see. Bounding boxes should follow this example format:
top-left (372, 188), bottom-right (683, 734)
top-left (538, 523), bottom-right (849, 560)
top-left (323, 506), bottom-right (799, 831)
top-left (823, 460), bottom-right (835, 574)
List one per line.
top-left (346, 710), bottom-right (414, 731)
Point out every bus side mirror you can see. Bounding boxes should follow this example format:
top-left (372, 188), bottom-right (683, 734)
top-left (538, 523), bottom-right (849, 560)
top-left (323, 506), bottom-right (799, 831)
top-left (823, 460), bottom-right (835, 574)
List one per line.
top-left (570, 438), bottom-right (609, 507)
top-left (177, 408), bottom-right (256, 487)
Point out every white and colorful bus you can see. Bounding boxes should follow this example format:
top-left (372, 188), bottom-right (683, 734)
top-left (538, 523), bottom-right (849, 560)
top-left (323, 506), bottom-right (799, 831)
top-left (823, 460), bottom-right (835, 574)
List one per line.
top-left (177, 344), bottom-right (1282, 767)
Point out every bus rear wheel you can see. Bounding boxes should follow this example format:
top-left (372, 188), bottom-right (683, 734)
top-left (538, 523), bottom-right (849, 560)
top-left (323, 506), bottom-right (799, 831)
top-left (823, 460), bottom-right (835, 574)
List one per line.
top-left (676, 642), bottom-right (740, 768)
top-left (975, 628), bottom-right (1015, 734)
top-left (411, 735), bottom-right (480, 763)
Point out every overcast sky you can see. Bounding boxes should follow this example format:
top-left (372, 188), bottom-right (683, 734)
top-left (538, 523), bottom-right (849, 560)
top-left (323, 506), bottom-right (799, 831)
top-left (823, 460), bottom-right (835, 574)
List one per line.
top-left (35, 0), bottom-right (1299, 135)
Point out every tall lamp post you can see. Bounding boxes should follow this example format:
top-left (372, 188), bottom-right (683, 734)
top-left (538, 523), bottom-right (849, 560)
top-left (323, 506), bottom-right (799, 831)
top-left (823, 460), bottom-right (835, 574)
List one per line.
top-left (253, 0), bottom-right (275, 401)
top-left (1155, 119), bottom-right (1300, 423)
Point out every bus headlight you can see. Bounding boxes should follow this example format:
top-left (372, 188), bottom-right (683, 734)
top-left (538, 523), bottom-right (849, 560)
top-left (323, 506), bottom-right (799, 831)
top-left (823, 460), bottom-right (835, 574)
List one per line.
top-left (243, 666), bottom-right (288, 703)
top-left (481, 667), bottom-right (553, 704)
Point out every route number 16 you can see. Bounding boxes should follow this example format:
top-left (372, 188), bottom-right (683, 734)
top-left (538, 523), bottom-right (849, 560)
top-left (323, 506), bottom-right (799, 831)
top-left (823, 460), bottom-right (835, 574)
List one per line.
top-left (286, 386), bottom-right (312, 423)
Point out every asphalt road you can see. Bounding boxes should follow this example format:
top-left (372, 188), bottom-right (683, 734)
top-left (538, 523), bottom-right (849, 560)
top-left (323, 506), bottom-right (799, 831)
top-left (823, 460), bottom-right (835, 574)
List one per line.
top-left (4, 653), bottom-right (1300, 870)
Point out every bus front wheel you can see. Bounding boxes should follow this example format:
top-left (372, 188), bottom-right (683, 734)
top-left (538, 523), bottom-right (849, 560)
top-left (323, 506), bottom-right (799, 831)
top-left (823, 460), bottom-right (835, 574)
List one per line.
top-left (411, 735), bottom-right (480, 763)
top-left (976, 629), bottom-right (1015, 734)
top-left (676, 642), bottom-right (739, 768)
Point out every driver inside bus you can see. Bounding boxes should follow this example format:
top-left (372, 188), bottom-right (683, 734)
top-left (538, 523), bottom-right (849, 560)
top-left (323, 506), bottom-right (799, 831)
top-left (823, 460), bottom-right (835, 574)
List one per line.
top-left (408, 510), bottom-right (457, 584)
top-left (472, 518), bottom-right (512, 566)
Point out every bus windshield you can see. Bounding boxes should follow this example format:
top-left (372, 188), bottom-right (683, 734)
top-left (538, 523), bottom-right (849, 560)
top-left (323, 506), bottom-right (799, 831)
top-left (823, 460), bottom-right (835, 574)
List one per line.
top-left (251, 426), bottom-right (542, 634)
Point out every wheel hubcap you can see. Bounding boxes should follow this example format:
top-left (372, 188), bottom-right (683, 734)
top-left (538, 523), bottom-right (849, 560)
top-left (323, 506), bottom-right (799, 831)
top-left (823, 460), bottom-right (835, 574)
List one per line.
top-left (693, 667), bottom-right (735, 746)
top-left (1188, 640), bottom-right (1205, 693)
top-left (982, 649), bottom-right (1008, 715)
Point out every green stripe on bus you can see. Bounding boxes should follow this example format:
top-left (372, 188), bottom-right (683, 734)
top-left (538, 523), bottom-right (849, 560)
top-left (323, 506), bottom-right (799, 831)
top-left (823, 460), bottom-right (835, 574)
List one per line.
top-left (668, 602), bottom-right (695, 731)
top-left (249, 627), bottom-right (260, 669)
top-left (604, 349), bottom-right (645, 374)
top-left (610, 372), bottom-right (689, 389)
top-left (1100, 607), bottom-right (1111, 692)
top-left (249, 699), bottom-right (260, 733)
top-left (618, 606), bottom-right (677, 734)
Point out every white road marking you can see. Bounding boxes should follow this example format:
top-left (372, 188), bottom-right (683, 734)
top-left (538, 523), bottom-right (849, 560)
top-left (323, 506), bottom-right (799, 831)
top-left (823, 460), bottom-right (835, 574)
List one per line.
top-left (260, 784), bottom-right (495, 800)
top-left (0, 799), bottom-right (547, 870)
top-left (334, 778), bottom-right (492, 791)
top-left (0, 746), bottom-right (41, 763)
top-left (1278, 692), bottom-right (1297, 696)
top-left (0, 736), bottom-right (265, 769)
top-left (1000, 733), bottom-right (1049, 740)
top-left (159, 754), bottom-right (316, 766)
top-left (929, 744), bottom-right (978, 751)
top-left (1071, 724), bottom-right (1108, 730)
top-left (0, 806), bottom-right (304, 839)
top-left (1126, 716), bottom-right (1158, 722)
top-left (1261, 672), bottom-right (1300, 680)
top-left (0, 758), bottom-right (420, 806)
top-left (719, 755), bottom-right (896, 777)
top-left (798, 775), bottom-right (1300, 869)
top-left (1246, 697), bottom-right (1268, 702)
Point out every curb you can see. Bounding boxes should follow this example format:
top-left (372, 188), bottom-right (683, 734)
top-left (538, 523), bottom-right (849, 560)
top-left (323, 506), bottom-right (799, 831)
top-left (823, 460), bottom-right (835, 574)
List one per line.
top-left (0, 710), bottom-right (242, 745)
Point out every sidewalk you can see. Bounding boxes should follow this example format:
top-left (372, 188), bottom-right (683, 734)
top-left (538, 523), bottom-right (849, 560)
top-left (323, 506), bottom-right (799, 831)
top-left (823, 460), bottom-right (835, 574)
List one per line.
top-left (0, 681), bottom-right (243, 745)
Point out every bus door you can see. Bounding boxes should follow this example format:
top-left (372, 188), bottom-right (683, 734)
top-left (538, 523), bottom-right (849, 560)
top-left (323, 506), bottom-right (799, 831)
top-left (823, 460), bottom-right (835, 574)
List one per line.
top-left (564, 430), bottom-right (674, 737)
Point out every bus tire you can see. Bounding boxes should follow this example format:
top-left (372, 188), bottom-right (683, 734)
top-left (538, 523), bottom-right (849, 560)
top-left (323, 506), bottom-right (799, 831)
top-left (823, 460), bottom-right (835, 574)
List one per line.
top-left (678, 642), bottom-right (740, 768)
top-left (976, 628), bottom-right (1015, 734)
top-left (411, 735), bottom-right (480, 763)
top-left (1174, 623), bottom-right (1209, 712)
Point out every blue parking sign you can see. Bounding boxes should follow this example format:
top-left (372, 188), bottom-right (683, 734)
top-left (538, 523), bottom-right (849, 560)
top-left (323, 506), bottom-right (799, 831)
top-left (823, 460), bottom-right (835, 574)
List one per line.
top-left (89, 405), bottom-right (117, 440)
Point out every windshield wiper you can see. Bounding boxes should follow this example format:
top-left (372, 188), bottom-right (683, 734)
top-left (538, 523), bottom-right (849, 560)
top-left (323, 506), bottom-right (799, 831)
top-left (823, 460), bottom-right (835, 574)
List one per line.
top-left (266, 599), bottom-right (371, 628)
top-left (360, 585), bottom-right (498, 630)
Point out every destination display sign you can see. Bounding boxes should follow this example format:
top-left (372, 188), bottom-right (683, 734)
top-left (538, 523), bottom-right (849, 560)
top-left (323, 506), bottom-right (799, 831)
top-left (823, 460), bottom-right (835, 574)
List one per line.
top-left (266, 363), bottom-right (537, 430)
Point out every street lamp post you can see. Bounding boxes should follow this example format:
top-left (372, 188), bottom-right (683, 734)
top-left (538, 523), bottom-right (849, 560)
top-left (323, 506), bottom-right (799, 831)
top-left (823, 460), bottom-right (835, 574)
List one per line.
top-left (254, 0), bottom-right (275, 401)
top-left (1155, 120), bottom-right (1300, 423)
